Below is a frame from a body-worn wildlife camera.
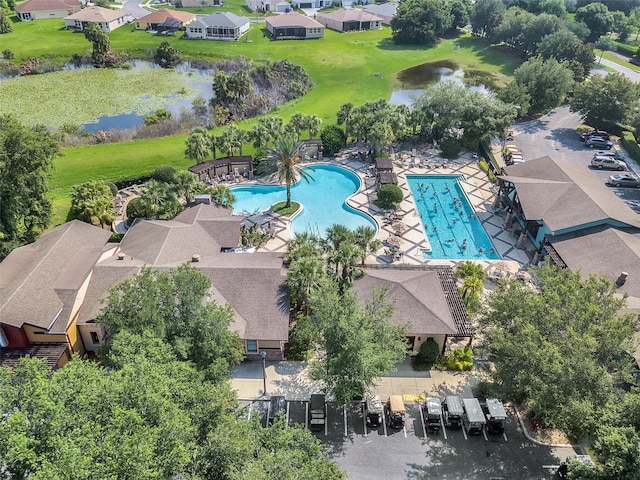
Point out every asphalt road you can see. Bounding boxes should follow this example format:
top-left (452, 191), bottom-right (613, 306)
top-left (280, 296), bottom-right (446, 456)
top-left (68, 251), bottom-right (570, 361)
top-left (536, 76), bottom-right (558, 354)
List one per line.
top-left (121, 0), bottom-right (149, 19)
top-left (513, 106), bottom-right (640, 214)
top-left (242, 399), bottom-right (577, 480)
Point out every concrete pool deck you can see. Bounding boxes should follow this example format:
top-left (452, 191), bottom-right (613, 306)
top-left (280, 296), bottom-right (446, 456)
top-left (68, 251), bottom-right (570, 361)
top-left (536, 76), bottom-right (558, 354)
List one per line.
top-left (251, 146), bottom-right (531, 269)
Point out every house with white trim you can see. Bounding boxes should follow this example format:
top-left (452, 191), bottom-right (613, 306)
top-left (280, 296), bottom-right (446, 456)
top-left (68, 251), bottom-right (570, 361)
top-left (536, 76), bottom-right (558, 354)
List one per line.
top-left (185, 12), bottom-right (250, 40)
top-left (64, 6), bottom-right (132, 33)
top-left (15, 0), bottom-right (82, 21)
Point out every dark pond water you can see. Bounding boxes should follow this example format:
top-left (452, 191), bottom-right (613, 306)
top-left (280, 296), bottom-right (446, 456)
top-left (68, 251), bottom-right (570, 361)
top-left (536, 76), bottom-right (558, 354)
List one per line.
top-left (389, 60), bottom-right (493, 107)
top-left (83, 60), bottom-right (214, 132)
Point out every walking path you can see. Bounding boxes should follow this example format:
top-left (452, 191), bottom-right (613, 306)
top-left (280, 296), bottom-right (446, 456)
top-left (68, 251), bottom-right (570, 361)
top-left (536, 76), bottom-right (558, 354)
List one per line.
top-left (231, 357), bottom-right (485, 402)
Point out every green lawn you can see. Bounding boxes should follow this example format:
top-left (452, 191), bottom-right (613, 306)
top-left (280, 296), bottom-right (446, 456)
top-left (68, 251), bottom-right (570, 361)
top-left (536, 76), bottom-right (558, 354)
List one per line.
top-left (598, 50), bottom-right (640, 73)
top-left (1, 19), bottom-right (521, 224)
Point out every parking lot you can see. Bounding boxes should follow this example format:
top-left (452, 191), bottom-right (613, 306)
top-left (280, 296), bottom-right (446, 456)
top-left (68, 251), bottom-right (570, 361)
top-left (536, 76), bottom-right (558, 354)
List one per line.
top-left (511, 106), bottom-right (640, 214)
top-left (241, 399), bottom-right (577, 480)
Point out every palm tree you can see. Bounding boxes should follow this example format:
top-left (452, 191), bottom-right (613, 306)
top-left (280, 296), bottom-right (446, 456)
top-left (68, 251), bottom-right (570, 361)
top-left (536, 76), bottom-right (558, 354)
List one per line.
top-left (172, 170), bottom-right (199, 204)
top-left (288, 112), bottom-right (307, 140)
top-left (250, 123), bottom-right (270, 149)
top-left (330, 242), bottom-right (364, 293)
top-left (368, 121), bottom-right (395, 155)
top-left (185, 128), bottom-right (212, 164)
top-left (354, 225), bottom-right (381, 266)
top-left (337, 102), bottom-right (354, 141)
top-left (306, 114), bottom-right (322, 140)
top-left (217, 124), bottom-right (243, 157)
top-left (257, 135), bottom-right (314, 208)
top-left (323, 224), bottom-right (354, 254)
top-left (141, 180), bottom-right (173, 219)
top-left (286, 256), bottom-right (327, 315)
top-left (209, 183), bottom-right (235, 207)
top-left (259, 116), bottom-right (285, 142)
top-left (285, 232), bottom-right (323, 265)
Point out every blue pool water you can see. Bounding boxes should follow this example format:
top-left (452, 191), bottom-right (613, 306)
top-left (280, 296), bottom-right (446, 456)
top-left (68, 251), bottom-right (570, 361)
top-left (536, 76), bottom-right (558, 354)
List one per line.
top-left (407, 175), bottom-right (499, 260)
top-left (231, 164), bottom-right (377, 236)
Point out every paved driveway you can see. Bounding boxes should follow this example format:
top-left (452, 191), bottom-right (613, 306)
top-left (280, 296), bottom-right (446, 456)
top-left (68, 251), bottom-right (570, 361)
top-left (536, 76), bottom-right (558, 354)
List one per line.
top-left (512, 106), bottom-right (640, 213)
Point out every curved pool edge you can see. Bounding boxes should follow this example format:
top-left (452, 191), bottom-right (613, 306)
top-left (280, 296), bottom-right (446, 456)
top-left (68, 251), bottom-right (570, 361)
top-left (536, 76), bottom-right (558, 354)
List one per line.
top-left (231, 162), bottom-right (379, 237)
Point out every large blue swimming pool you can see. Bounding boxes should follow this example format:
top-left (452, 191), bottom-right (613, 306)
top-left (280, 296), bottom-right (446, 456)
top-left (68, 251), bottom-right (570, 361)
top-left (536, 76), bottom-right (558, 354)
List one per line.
top-left (407, 175), bottom-right (499, 260)
top-left (231, 164), bottom-right (377, 236)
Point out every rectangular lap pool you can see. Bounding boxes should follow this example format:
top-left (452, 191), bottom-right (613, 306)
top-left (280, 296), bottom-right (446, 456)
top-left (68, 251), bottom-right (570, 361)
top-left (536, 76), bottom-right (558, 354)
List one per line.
top-left (407, 175), bottom-right (499, 260)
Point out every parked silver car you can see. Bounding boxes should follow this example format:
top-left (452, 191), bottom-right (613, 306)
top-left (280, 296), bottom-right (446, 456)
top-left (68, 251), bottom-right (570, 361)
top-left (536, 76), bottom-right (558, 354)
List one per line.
top-left (607, 174), bottom-right (640, 188)
top-left (591, 156), bottom-right (627, 170)
top-left (585, 137), bottom-right (614, 149)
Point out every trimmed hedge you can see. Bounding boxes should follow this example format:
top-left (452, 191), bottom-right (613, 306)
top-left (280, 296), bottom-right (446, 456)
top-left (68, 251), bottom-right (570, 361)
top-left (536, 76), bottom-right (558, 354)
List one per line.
top-left (615, 42), bottom-right (637, 58)
top-left (620, 131), bottom-right (640, 162)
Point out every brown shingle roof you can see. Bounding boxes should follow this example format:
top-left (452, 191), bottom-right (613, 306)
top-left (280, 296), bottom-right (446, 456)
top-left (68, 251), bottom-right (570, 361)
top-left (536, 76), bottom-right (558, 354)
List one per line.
top-left (353, 268), bottom-right (460, 336)
top-left (136, 8), bottom-right (195, 24)
top-left (65, 6), bottom-right (129, 22)
top-left (119, 203), bottom-right (242, 265)
top-left (501, 156), bottom-right (640, 233)
top-left (317, 8), bottom-right (382, 23)
top-left (266, 12), bottom-right (323, 28)
top-left (0, 221), bottom-right (111, 330)
top-left (15, 0), bottom-right (80, 12)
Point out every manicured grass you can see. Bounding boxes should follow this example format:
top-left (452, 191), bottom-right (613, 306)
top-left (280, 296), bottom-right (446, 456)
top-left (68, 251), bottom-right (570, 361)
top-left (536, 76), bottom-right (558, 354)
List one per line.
top-left (1, 19), bottom-right (521, 224)
top-left (273, 201), bottom-right (300, 216)
top-left (598, 50), bottom-right (640, 73)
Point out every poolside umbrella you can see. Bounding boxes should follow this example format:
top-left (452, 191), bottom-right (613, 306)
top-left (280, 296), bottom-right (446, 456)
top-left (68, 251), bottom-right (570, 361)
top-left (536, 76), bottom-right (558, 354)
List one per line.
top-left (386, 236), bottom-right (402, 248)
top-left (392, 221), bottom-right (408, 233)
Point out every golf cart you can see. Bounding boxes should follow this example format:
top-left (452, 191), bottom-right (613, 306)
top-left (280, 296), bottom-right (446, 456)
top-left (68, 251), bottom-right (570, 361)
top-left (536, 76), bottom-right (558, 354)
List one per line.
top-left (423, 397), bottom-right (443, 433)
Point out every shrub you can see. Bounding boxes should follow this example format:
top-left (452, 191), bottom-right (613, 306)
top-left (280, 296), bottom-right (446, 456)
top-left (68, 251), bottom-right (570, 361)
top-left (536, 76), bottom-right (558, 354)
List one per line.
top-left (125, 197), bottom-right (147, 226)
top-left (620, 131), bottom-right (640, 162)
top-left (416, 339), bottom-right (441, 367)
top-left (2, 49), bottom-right (14, 60)
top-left (108, 232), bottom-right (124, 243)
top-left (151, 165), bottom-right (178, 184)
top-left (285, 316), bottom-right (316, 361)
top-left (478, 158), bottom-right (490, 173)
top-left (488, 171), bottom-right (497, 183)
top-left (445, 347), bottom-right (473, 371)
top-left (455, 261), bottom-right (486, 281)
top-left (320, 124), bottom-right (346, 157)
top-left (440, 137), bottom-right (462, 158)
top-left (374, 184), bottom-right (403, 210)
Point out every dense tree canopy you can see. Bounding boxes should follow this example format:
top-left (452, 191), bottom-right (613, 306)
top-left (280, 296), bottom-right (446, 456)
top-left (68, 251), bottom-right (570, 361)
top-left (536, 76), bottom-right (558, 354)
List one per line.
top-left (481, 264), bottom-right (638, 439)
top-left (310, 283), bottom-right (408, 405)
top-left (0, 336), bottom-right (344, 479)
top-left (571, 72), bottom-right (640, 128)
top-left (97, 264), bottom-right (245, 381)
top-left (575, 2), bottom-right (614, 42)
top-left (0, 114), bottom-right (60, 259)
top-left (391, 0), bottom-right (453, 46)
top-left (505, 56), bottom-right (574, 115)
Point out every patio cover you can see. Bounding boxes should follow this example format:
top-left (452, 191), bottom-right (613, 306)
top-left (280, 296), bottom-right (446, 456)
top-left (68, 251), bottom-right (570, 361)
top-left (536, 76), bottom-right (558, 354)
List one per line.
top-left (378, 171), bottom-right (398, 185)
top-left (375, 157), bottom-right (393, 171)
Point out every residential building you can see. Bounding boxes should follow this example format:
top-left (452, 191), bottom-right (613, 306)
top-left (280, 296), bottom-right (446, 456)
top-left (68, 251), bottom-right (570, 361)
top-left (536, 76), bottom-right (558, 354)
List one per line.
top-left (15, 0), bottom-right (82, 21)
top-left (246, 0), bottom-right (290, 13)
top-left (0, 221), bottom-right (113, 369)
top-left (316, 8), bottom-right (382, 32)
top-left (353, 267), bottom-right (472, 354)
top-left (494, 156), bottom-right (640, 299)
top-left (265, 13), bottom-right (324, 40)
top-left (185, 12), bottom-right (251, 41)
top-left (291, 0), bottom-right (332, 8)
top-left (0, 201), bottom-right (290, 368)
top-left (64, 6), bottom-right (133, 33)
top-left (363, 2), bottom-right (397, 25)
top-left (135, 9), bottom-right (197, 32)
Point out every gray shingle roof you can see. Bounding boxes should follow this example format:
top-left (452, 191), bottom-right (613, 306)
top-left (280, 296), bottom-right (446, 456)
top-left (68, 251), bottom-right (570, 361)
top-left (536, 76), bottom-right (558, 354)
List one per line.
top-left (119, 203), bottom-right (242, 265)
top-left (501, 156), bottom-right (640, 233)
top-left (363, 3), bottom-right (397, 17)
top-left (353, 268), bottom-right (458, 336)
top-left (0, 221), bottom-right (111, 330)
top-left (548, 225), bottom-right (640, 298)
top-left (317, 8), bottom-right (382, 23)
top-left (190, 11), bottom-right (249, 29)
top-left (266, 12), bottom-right (324, 28)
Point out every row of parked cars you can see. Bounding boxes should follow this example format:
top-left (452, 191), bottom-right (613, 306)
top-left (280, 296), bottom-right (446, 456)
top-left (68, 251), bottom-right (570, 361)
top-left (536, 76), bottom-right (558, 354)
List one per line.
top-left (364, 394), bottom-right (507, 436)
top-left (581, 129), bottom-right (614, 150)
top-left (589, 151), bottom-right (640, 187)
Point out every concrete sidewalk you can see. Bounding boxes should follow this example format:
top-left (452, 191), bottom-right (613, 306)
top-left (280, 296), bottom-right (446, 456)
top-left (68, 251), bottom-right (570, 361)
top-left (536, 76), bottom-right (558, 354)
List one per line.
top-left (230, 358), bottom-right (486, 401)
